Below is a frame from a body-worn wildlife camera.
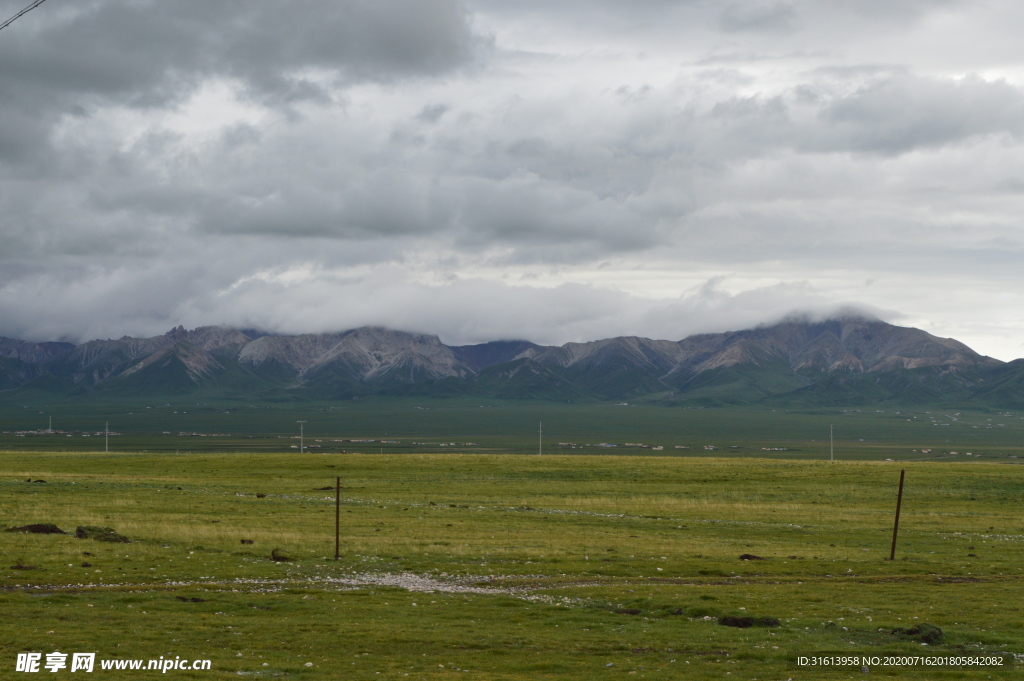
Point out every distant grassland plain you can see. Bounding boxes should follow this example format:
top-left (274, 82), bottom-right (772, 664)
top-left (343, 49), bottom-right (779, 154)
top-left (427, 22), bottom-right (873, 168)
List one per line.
top-left (3, 397), bottom-right (1024, 459)
top-left (2, 399), bottom-right (1023, 679)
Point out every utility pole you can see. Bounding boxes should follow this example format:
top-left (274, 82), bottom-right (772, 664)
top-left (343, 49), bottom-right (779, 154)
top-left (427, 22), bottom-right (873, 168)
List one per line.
top-left (105, 422), bottom-right (109, 453)
top-left (830, 424), bottom-right (833, 463)
top-left (297, 421), bottom-right (307, 453)
top-left (539, 421), bottom-right (542, 456)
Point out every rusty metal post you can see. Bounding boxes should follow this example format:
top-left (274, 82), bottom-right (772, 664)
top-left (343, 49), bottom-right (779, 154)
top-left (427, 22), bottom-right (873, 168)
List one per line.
top-left (889, 469), bottom-right (905, 560)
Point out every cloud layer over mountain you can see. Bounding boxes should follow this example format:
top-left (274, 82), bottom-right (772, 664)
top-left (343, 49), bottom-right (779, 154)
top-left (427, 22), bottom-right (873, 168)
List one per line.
top-left (1, 1), bottom-right (1023, 357)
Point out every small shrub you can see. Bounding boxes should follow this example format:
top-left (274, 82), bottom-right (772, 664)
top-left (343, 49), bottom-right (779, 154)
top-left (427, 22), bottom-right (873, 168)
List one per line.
top-left (687, 606), bottom-right (720, 618)
top-left (76, 525), bottom-right (112, 538)
top-left (719, 615), bottom-right (780, 628)
top-left (77, 526), bottom-right (129, 542)
top-left (892, 623), bottom-right (943, 645)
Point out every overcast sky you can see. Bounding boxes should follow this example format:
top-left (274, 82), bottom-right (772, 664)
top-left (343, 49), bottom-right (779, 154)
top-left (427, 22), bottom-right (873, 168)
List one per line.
top-left (1, 0), bottom-right (1023, 358)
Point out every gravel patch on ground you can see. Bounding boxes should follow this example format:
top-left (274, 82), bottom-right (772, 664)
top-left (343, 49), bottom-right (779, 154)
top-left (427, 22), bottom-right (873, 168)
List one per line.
top-left (322, 571), bottom-right (512, 594)
top-left (2, 571), bottom-right (567, 603)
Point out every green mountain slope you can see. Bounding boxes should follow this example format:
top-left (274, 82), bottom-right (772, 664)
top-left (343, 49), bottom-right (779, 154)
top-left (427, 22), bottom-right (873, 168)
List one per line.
top-left (469, 359), bottom-right (593, 401)
top-left (967, 359), bottom-right (1024, 408)
top-left (666, 359), bottom-right (812, 406)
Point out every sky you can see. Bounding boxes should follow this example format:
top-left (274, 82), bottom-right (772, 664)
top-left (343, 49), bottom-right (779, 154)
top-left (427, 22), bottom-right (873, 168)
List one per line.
top-left (1, 0), bottom-right (1023, 358)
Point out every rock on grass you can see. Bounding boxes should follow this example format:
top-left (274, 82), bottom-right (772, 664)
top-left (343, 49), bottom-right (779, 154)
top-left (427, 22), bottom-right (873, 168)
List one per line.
top-left (6, 523), bottom-right (66, 534)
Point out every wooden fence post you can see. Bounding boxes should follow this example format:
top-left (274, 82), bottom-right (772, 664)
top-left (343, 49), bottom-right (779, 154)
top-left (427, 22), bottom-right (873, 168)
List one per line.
top-left (335, 476), bottom-right (341, 560)
top-left (889, 469), bottom-right (905, 560)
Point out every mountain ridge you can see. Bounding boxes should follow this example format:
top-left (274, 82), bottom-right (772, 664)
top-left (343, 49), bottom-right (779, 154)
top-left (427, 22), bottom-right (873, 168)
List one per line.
top-left (0, 316), bottom-right (1015, 407)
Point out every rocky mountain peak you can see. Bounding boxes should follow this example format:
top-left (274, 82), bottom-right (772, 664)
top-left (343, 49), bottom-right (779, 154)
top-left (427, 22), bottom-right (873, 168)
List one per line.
top-left (166, 325), bottom-right (189, 341)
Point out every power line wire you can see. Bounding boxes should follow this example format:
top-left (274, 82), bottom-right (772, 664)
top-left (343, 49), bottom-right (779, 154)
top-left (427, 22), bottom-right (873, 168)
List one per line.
top-left (0, 0), bottom-right (48, 33)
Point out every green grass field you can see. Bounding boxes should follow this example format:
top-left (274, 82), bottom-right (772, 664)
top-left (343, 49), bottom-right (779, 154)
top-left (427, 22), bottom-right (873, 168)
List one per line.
top-left (1, 446), bottom-right (1022, 679)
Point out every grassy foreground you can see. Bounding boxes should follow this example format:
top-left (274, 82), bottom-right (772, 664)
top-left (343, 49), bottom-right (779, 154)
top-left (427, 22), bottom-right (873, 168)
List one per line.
top-left (1, 451), bottom-right (1022, 679)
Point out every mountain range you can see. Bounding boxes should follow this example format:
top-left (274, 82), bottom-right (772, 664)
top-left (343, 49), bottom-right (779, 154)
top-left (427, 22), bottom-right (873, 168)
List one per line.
top-left (3, 316), bottom-right (1024, 407)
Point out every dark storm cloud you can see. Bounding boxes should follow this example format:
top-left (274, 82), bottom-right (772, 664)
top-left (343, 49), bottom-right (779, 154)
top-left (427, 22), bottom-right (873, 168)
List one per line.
top-left (0, 0), bottom-right (477, 96)
top-left (0, 0), bottom-right (479, 160)
top-left (0, 0), bottom-right (481, 254)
